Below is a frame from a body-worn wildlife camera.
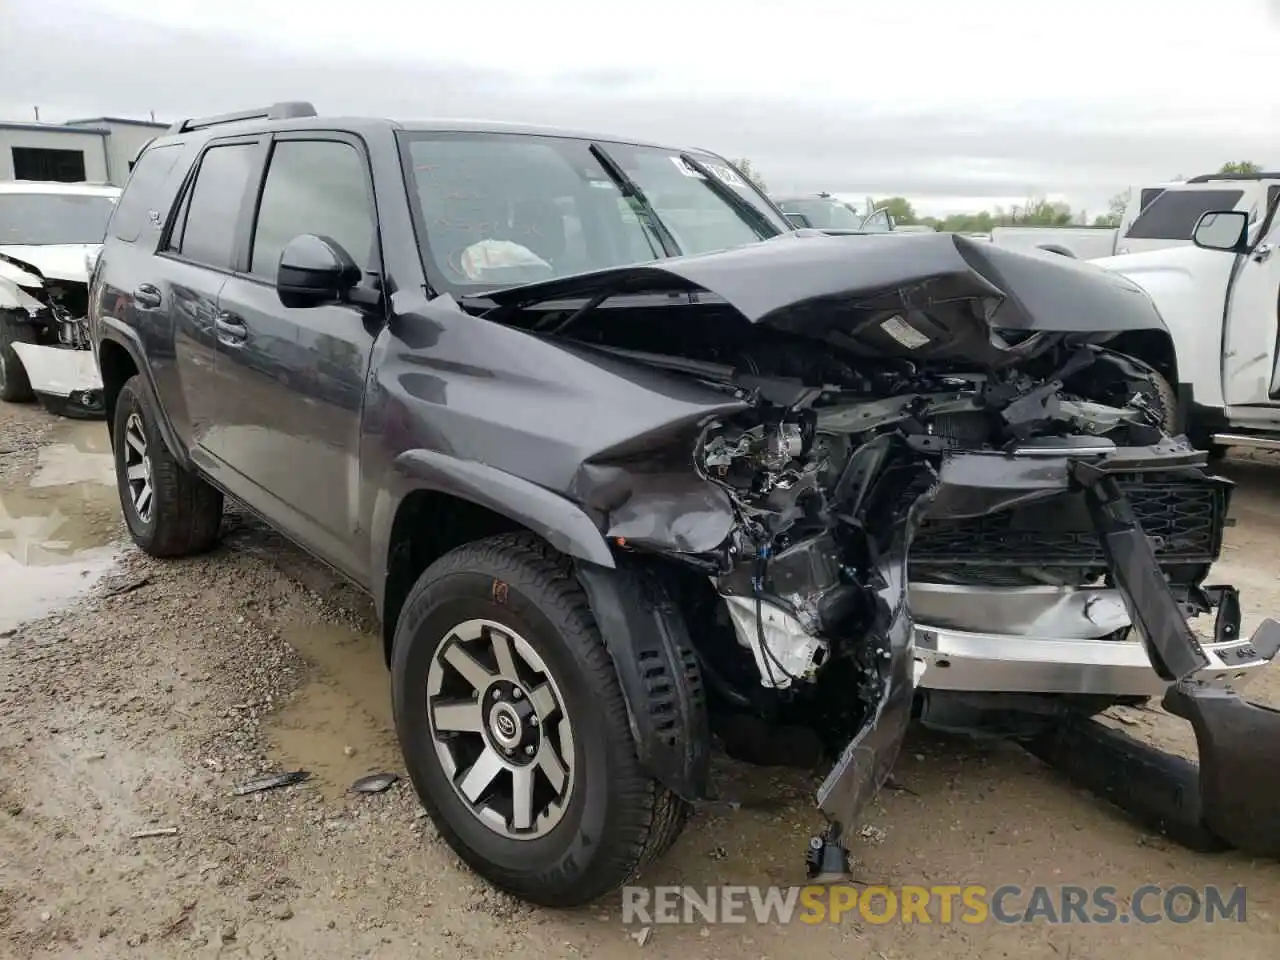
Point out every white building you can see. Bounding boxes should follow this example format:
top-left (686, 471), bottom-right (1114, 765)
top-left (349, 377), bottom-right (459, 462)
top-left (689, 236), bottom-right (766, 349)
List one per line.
top-left (0, 116), bottom-right (170, 186)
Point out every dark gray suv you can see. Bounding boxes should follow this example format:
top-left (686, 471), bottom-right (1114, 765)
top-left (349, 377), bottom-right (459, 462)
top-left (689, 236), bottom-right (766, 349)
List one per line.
top-left (89, 102), bottom-right (1280, 905)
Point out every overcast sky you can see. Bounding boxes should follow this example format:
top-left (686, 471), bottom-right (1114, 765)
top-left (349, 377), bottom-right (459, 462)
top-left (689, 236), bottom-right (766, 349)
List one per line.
top-left (3, 0), bottom-right (1277, 216)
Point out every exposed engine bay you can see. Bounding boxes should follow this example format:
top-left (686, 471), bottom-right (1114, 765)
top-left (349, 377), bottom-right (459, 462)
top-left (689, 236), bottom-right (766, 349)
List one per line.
top-left (556, 312), bottom-right (1208, 706)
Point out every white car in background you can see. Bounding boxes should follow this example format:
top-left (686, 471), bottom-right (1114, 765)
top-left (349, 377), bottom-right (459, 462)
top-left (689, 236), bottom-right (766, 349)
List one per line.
top-left (0, 180), bottom-right (120, 417)
top-left (989, 175), bottom-right (1276, 260)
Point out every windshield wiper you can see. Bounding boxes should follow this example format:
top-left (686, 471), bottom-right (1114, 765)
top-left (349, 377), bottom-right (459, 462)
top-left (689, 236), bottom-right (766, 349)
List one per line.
top-left (588, 143), bottom-right (682, 259)
top-left (678, 153), bottom-right (783, 240)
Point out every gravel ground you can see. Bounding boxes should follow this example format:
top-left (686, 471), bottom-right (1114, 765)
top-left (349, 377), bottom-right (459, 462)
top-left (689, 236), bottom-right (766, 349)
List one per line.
top-left (2, 401), bottom-right (1280, 959)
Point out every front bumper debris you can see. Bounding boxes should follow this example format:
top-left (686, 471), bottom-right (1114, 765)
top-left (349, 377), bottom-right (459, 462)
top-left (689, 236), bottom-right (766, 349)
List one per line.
top-left (9, 342), bottom-right (104, 418)
top-left (810, 442), bottom-right (1280, 867)
top-left (812, 481), bottom-right (932, 865)
top-left (1026, 619), bottom-right (1280, 857)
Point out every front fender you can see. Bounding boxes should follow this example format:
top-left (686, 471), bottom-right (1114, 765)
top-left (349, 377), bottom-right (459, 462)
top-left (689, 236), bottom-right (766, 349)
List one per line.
top-left (1093, 247), bottom-right (1234, 410)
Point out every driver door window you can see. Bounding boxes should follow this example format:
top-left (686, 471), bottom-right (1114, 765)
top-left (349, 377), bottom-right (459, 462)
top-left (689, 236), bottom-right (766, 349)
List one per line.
top-left (249, 139), bottom-right (376, 280)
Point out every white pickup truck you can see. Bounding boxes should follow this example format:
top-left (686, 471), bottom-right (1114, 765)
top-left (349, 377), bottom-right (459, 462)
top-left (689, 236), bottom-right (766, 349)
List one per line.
top-left (1093, 173), bottom-right (1280, 453)
top-left (990, 175), bottom-right (1273, 260)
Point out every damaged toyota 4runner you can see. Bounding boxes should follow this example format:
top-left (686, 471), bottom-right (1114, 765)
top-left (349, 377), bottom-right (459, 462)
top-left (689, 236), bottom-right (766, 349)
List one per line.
top-left (90, 103), bottom-right (1280, 907)
top-left (0, 180), bottom-right (119, 416)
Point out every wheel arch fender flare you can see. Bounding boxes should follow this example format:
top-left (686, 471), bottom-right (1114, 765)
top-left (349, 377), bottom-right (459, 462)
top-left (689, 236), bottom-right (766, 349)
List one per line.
top-left (370, 449), bottom-right (617, 622)
top-left (96, 317), bottom-right (190, 466)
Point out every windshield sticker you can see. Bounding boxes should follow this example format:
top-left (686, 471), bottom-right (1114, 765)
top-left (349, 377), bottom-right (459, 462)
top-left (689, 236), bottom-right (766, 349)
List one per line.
top-left (670, 157), bottom-right (706, 179)
top-left (879, 315), bottom-right (931, 350)
top-left (705, 163), bottom-right (747, 189)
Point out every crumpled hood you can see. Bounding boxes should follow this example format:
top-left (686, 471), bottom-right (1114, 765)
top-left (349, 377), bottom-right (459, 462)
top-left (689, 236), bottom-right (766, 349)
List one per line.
top-left (481, 232), bottom-right (1169, 365)
top-left (0, 243), bottom-right (99, 286)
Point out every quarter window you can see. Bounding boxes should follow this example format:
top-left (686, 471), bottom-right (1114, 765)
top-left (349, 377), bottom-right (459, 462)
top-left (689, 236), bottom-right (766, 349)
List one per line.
top-left (250, 140), bottom-right (375, 279)
top-left (112, 143), bottom-right (183, 243)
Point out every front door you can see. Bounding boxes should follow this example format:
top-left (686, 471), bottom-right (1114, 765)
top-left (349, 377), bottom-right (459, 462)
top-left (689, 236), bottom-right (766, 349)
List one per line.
top-left (1222, 194), bottom-right (1280, 412)
top-left (210, 134), bottom-right (382, 578)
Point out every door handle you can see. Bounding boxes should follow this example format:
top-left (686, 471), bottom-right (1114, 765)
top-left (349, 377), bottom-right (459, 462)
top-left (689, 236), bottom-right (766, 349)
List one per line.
top-left (1253, 244), bottom-right (1274, 264)
top-left (215, 312), bottom-right (248, 344)
top-left (133, 284), bottom-right (162, 309)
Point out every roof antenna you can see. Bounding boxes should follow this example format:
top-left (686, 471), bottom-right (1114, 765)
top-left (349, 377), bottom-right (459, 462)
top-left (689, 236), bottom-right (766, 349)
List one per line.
top-left (150, 110), bottom-right (156, 122)
top-left (33, 105), bottom-right (40, 123)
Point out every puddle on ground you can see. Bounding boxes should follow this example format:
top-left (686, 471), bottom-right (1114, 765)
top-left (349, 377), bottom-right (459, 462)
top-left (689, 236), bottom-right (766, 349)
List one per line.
top-left (265, 620), bottom-right (403, 799)
top-left (1, 420), bottom-right (121, 634)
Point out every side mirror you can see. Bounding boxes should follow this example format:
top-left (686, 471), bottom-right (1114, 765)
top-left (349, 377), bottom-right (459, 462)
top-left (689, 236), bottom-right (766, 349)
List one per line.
top-left (1191, 210), bottom-right (1249, 253)
top-left (276, 234), bottom-right (361, 308)
top-left (783, 212), bottom-right (812, 229)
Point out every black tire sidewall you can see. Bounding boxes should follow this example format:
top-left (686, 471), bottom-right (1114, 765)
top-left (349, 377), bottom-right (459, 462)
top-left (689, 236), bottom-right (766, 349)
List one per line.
top-left (0, 315), bottom-right (35, 402)
top-left (392, 570), bottom-right (616, 889)
top-left (112, 379), bottom-right (159, 546)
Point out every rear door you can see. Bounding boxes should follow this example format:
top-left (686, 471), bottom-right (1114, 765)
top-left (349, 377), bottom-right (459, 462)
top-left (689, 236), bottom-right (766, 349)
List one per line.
top-left (153, 136), bottom-right (265, 456)
top-left (210, 132), bottom-right (382, 578)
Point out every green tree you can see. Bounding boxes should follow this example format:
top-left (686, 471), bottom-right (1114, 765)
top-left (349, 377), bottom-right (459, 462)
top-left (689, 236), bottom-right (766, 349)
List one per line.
top-left (1219, 161), bottom-right (1261, 175)
top-left (1093, 189), bottom-right (1131, 228)
top-left (869, 196), bottom-right (919, 225)
top-left (731, 158), bottom-right (768, 192)
top-left (998, 195), bottom-right (1075, 226)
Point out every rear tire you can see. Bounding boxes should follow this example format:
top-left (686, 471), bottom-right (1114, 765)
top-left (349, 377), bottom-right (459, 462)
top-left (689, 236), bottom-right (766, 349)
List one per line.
top-left (0, 311), bottom-right (36, 403)
top-left (112, 374), bottom-right (223, 556)
top-left (391, 532), bottom-right (689, 906)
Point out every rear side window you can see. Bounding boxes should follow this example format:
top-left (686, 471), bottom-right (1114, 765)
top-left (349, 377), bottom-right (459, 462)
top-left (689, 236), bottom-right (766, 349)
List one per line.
top-left (249, 140), bottom-right (376, 279)
top-left (111, 144), bottom-right (183, 243)
top-left (166, 143), bottom-right (256, 270)
top-left (1138, 188), bottom-right (1165, 212)
top-left (1125, 189), bottom-right (1244, 240)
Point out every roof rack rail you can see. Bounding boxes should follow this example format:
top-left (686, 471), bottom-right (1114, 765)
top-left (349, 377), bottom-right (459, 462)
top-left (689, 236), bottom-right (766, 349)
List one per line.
top-left (1186, 172), bottom-right (1280, 183)
top-left (167, 101), bottom-right (317, 135)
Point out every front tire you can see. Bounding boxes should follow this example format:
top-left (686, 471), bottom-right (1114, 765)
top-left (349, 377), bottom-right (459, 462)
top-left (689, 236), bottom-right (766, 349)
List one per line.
top-left (112, 374), bottom-right (223, 556)
top-left (0, 311), bottom-right (36, 403)
top-left (391, 532), bottom-right (689, 906)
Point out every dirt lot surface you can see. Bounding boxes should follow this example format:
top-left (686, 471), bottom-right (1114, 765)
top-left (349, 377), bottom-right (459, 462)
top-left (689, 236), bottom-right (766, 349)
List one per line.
top-left (2, 402), bottom-right (1279, 959)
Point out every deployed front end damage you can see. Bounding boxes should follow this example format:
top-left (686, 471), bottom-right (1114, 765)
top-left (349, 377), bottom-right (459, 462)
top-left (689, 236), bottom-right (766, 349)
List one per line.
top-left (474, 232), bottom-right (1280, 868)
top-left (0, 250), bottom-right (104, 417)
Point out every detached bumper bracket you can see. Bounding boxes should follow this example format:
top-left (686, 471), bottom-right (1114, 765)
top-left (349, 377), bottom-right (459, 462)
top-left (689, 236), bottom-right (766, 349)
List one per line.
top-left (1164, 621), bottom-right (1280, 857)
top-left (1072, 464), bottom-right (1210, 681)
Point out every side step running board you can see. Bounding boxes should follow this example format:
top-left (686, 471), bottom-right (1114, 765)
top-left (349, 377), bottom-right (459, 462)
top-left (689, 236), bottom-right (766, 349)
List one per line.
top-left (1212, 433), bottom-right (1280, 452)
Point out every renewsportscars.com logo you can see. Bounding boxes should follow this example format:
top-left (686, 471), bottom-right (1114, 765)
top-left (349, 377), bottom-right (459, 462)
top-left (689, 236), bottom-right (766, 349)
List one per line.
top-left (622, 884), bottom-right (1248, 926)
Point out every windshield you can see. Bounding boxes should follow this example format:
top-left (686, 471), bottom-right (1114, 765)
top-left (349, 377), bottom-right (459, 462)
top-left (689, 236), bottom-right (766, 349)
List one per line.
top-left (0, 193), bottom-right (117, 245)
top-left (776, 197), bottom-right (863, 229)
top-left (400, 132), bottom-right (789, 289)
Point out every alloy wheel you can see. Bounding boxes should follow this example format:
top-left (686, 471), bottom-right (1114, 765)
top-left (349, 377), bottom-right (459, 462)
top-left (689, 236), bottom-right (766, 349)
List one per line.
top-left (426, 618), bottom-right (575, 840)
top-left (123, 412), bottom-right (155, 523)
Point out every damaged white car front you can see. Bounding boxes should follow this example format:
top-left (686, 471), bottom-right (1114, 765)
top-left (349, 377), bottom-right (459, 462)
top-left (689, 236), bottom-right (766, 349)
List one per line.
top-left (0, 182), bottom-right (119, 417)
